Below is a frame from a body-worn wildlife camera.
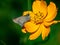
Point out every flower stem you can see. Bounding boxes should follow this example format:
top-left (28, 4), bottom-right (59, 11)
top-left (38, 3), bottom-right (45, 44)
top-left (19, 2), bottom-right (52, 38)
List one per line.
top-left (28, 0), bottom-right (31, 10)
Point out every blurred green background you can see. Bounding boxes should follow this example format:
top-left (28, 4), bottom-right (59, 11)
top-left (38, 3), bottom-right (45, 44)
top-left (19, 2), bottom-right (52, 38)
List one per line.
top-left (0, 0), bottom-right (60, 45)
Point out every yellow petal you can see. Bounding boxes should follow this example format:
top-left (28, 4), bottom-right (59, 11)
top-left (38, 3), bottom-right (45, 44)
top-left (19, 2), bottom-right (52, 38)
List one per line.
top-left (43, 20), bottom-right (60, 27)
top-left (44, 2), bottom-right (57, 22)
top-left (32, 1), bottom-right (47, 18)
top-left (24, 21), bottom-right (39, 33)
top-left (29, 24), bottom-right (41, 40)
top-left (22, 28), bottom-right (26, 33)
top-left (41, 24), bottom-right (50, 40)
top-left (23, 11), bottom-right (31, 16)
top-left (29, 12), bottom-right (35, 21)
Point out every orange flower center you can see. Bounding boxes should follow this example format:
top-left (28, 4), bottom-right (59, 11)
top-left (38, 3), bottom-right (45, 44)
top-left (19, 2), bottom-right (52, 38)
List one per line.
top-left (34, 12), bottom-right (44, 24)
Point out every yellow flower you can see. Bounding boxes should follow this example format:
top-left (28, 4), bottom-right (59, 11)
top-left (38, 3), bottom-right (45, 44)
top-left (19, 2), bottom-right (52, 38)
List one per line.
top-left (22, 0), bottom-right (60, 40)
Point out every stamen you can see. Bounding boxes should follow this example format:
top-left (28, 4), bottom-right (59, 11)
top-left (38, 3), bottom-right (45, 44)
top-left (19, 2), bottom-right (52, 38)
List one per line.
top-left (34, 11), bottom-right (44, 24)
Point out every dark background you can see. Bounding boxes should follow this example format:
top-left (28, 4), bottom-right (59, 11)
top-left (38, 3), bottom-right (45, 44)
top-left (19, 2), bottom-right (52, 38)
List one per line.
top-left (0, 0), bottom-right (60, 45)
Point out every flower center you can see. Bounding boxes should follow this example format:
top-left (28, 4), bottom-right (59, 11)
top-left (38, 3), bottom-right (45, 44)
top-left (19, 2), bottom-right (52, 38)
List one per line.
top-left (34, 12), bottom-right (44, 24)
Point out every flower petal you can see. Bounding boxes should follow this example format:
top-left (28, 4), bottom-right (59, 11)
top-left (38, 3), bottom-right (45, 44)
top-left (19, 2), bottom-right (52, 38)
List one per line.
top-left (22, 28), bottom-right (26, 33)
top-left (23, 11), bottom-right (32, 16)
top-left (29, 24), bottom-right (41, 40)
top-left (44, 2), bottom-right (57, 22)
top-left (32, 1), bottom-right (47, 18)
top-left (24, 21), bottom-right (39, 33)
top-left (43, 20), bottom-right (59, 27)
top-left (41, 24), bottom-right (50, 40)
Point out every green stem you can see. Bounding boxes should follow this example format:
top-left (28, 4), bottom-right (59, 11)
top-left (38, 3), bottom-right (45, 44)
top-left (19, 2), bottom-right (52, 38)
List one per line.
top-left (28, 0), bottom-right (32, 10)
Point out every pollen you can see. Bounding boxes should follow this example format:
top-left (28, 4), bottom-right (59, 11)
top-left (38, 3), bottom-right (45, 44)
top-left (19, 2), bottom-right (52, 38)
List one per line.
top-left (34, 12), bottom-right (44, 24)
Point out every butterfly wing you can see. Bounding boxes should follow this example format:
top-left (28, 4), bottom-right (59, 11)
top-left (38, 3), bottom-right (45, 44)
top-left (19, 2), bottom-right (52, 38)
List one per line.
top-left (13, 14), bottom-right (30, 27)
